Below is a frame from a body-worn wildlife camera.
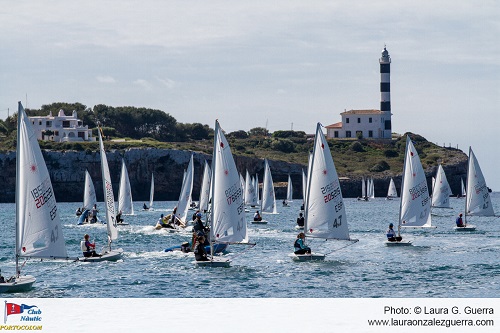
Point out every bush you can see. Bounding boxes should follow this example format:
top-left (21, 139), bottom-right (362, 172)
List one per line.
top-left (350, 141), bottom-right (364, 152)
top-left (271, 139), bottom-right (295, 153)
top-left (370, 160), bottom-right (390, 172)
top-left (384, 149), bottom-right (399, 158)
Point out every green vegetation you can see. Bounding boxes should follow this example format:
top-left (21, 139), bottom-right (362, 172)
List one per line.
top-left (0, 102), bottom-right (466, 177)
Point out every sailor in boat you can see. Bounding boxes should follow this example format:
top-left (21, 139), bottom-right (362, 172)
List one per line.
top-left (116, 210), bottom-right (124, 224)
top-left (386, 223), bottom-right (402, 242)
top-left (143, 203), bottom-right (149, 210)
top-left (194, 235), bottom-right (209, 261)
top-left (191, 210), bottom-right (201, 222)
top-left (294, 233), bottom-right (311, 255)
top-left (76, 207), bottom-right (82, 216)
top-left (253, 211), bottom-right (262, 222)
top-left (90, 204), bottom-right (99, 223)
top-left (180, 242), bottom-right (191, 253)
top-left (296, 213), bottom-right (305, 228)
top-left (0, 270), bottom-right (5, 283)
top-left (81, 234), bottom-right (101, 257)
top-left (157, 214), bottom-right (175, 229)
top-left (455, 213), bottom-right (465, 228)
top-left (283, 199), bottom-right (288, 207)
top-left (193, 213), bottom-right (208, 236)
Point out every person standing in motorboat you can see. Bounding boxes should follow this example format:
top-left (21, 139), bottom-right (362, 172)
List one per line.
top-left (456, 213), bottom-right (465, 227)
top-left (296, 213), bottom-right (305, 227)
top-left (194, 235), bottom-right (209, 261)
top-left (82, 234), bottom-right (101, 257)
top-left (294, 232), bottom-right (311, 255)
top-left (386, 223), bottom-right (402, 242)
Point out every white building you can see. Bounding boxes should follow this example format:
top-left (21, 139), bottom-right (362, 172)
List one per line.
top-left (326, 47), bottom-right (393, 140)
top-left (29, 109), bottom-right (94, 142)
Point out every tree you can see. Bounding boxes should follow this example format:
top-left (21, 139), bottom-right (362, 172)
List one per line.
top-left (248, 127), bottom-right (269, 137)
top-left (227, 130), bottom-right (248, 139)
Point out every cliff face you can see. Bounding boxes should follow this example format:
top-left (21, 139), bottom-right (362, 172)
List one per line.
top-left (0, 148), bottom-right (468, 203)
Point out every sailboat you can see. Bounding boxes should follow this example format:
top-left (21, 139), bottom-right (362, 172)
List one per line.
top-left (77, 169), bottom-right (99, 225)
top-left (458, 147), bottom-right (495, 231)
top-left (1, 103), bottom-right (68, 292)
top-left (358, 176), bottom-right (368, 201)
top-left (117, 158), bottom-right (133, 224)
top-left (284, 174), bottom-right (293, 206)
top-left (386, 178), bottom-right (398, 200)
top-left (386, 135), bottom-right (433, 246)
top-left (175, 154), bottom-right (194, 226)
top-left (244, 170), bottom-right (258, 207)
top-left (368, 177), bottom-right (375, 199)
top-left (194, 120), bottom-right (252, 267)
top-left (261, 159), bottom-right (277, 214)
top-left (143, 173), bottom-right (154, 211)
top-left (292, 123), bottom-right (357, 261)
top-left (459, 178), bottom-right (466, 198)
top-left (79, 126), bottom-right (123, 262)
top-left (199, 161), bottom-right (211, 213)
top-left (431, 164), bottom-right (452, 209)
top-left (300, 168), bottom-right (307, 210)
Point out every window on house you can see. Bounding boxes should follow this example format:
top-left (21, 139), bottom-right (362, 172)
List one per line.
top-left (334, 131), bottom-right (339, 138)
top-left (368, 130), bottom-right (373, 138)
top-left (357, 118), bottom-right (361, 123)
top-left (39, 121), bottom-right (42, 125)
top-left (369, 117), bottom-right (372, 123)
top-left (62, 121), bottom-right (70, 127)
top-left (346, 118), bottom-right (349, 124)
top-left (346, 131), bottom-right (351, 138)
top-left (356, 131), bottom-right (363, 139)
top-left (46, 121), bottom-right (52, 127)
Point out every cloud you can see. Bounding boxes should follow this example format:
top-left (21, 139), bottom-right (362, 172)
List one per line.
top-left (134, 79), bottom-right (153, 90)
top-left (156, 77), bottom-right (177, 89)
top-left (96, 76), bottom-right (116, 83)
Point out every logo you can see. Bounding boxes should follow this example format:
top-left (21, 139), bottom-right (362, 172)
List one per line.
top-left (4, 301), bottom-right (42, 323)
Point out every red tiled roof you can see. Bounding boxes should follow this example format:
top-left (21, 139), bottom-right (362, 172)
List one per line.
top-left (325, 122), bottom-right (343, 129)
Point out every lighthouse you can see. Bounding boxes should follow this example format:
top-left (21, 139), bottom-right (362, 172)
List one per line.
top-left (379, 46), bottom-right (392, 139)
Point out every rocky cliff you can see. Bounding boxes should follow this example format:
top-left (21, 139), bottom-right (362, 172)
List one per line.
top-left (0, 147), bottom-right (468, 203)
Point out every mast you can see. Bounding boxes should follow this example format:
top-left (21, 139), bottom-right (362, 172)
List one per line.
top-left (397, 135), bottom-right (410, 237)
top-left (303, 123), bottom-right (320, 235)
top-left (15, 102), bottom-right (22, 277)
top-left (208, 120), bottom-right (219, 260)
top-left (464, 147), bottom-right (471, 225)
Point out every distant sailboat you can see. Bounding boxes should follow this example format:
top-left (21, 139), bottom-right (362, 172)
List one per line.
top-left (292, 123), bottom-right (357, 261)
top-left (386, 178), bottom-right (398, 199)
top-left (194, 120), bottom-right (253, 267)
top-left (386, 135), bottom-right (433, 246)
top-left (79, 126), bottom-right (123, 261)
top-left (83, 169), bottom-right (97, 211)
top-left (285, 174), bottom-right (293, 204)
top-left (261, 159), bottom-right (277, 214)
top-left (368, 177), bottom-right (375, 199)
top-left (148, 173), bottom-right (154, 210)
top-left (457, 147), bottom-right (495, 231)
top-left (118, 158), bottom-right (134, 216)
top-left (460, 178), bottom-right (466, 198)
top-left (175, 154), bottom-right (194, 226)
top-left (199, 161), bottom-right (211, 213)
top-left (431, 164), bottom-right (452, 209)
top-left (1, 102), bottom-right (69, 292)
top-left (244, 170), bottom-right (258, 207)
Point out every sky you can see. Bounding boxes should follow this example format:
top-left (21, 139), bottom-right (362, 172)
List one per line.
top-left (1, 0), bottom-right (499, 189)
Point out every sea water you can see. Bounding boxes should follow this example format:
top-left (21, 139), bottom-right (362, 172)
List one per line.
top-left (1, 194), bottom-right (499, 298)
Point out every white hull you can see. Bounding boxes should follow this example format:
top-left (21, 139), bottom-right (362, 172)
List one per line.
top-left (193, 258), bottom-right (231, 267)
top-left (295, 225), bottom-right (304, 230)
top-left (384, 240), bottom-right (412, 247)
top-left (80, 248), bottom-right (123, 262)
top-left (290, 252), bottom-right (325, 261)
top-left (454, 225), bottom-right (476, 231)
top-left (251, 220), bottom-right (268, 225)
top-left (116, 222), bottom-right (130, 226)
top-left (0, 275), bottom-right (36, 293)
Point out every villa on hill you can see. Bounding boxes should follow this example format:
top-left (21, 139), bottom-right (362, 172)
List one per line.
top-left (29, 109), bottom-right (94, 142)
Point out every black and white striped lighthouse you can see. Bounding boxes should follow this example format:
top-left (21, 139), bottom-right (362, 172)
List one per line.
top-left (379, 46), bottom-right (392, 139)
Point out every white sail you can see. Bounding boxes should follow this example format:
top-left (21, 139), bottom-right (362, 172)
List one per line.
top-left (244, 170), bottom-right (258, 206)
top-left (368, 178), bottom-right (375, 199)
top-left (254, 174), bottom-right (260, 205)
top-left (305, 123), bottom-right (351, 240)
top-left (83, 169), bottom-right (97, 210)
top-left (261, 159), bottom-right (277, 214)
top-left (361, 176), bottom-right (366, 198)
top-left (199, 161), bottom-right (211, 212)
top-left (176, 154), bottom-right (194, 223)
top-left (149, 173), bottom-right (154, 209)
top-left (399, 136), bottom-right (432, 228)
top-left (286, 175), bottom-right (293, 202)
top-left (387, 178), bottom-right (398, 198)
top-left (98, 128), bottom-right (118, 241)
top-left (210, 120), bottom-right (248, 244)
top-left (461, 178), bottom-right (466, 197)
top-left (17, 102), bottom-right (68, 260)
top-left (118, 159), bottom-right (134, 215)
top-left (301, 169), bottom-right (307, 202)
top-left (431, 164), bottom-right (452, 208)
top-left (466, 147), bottom-right (494, 216)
